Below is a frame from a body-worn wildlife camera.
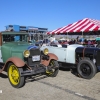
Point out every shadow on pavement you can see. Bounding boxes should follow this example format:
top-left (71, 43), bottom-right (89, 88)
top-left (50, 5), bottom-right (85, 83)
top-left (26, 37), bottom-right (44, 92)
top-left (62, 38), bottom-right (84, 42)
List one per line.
top-left (59, 67), bottom-right (80, 78)
top-left (59, 67), bottom-right (70, 71)
top-left (26, 74), bottom-right (48, 83)
top-left (0, 73), bottom-right (8, 78)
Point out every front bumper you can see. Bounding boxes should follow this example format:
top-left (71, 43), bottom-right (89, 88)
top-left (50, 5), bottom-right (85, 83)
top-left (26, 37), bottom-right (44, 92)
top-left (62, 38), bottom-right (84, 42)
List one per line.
top-left (20, 66), bottom-right (46, 77)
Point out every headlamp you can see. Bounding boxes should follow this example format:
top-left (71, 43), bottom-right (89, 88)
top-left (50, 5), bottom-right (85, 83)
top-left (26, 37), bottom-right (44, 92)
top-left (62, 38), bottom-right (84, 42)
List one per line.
top-left (43, 48), bottom-right (49, 55)
top-left (23, 50), bottom-right (30, 58)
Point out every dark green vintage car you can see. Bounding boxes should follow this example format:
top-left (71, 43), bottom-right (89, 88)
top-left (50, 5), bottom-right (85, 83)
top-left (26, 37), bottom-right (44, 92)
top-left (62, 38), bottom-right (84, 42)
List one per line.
top-left (0, 31), bottom-right (59, 88)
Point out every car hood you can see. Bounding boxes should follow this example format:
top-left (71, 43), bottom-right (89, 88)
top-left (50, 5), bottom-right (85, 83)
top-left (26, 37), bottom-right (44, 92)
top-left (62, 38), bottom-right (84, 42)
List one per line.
top-left (1, 42), bottom-right (40, 63)
top-left (2, 42), bottom-right (39, 52)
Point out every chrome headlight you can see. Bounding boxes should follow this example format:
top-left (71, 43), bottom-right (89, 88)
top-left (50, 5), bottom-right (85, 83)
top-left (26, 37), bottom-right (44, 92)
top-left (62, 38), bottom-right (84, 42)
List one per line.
top-left (23, 50), bottom-right (30, 58)
top-left (43, 48), bottom-right (49, 55)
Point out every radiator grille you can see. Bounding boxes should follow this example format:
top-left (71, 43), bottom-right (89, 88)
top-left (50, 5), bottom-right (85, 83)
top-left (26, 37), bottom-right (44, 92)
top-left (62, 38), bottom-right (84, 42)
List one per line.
top-left (27, 48), bottom-right (41, 67)
top-left (29, 48), bottom-right (41, 57)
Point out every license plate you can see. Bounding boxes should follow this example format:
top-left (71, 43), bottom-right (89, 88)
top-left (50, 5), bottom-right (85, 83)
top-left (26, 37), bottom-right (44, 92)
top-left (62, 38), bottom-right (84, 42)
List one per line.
top-left (32, 55), bottom-right (40, 61)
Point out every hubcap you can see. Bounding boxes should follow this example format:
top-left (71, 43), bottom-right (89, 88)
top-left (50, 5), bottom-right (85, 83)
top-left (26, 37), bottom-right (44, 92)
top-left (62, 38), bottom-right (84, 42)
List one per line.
top-left (80, 63), bottom-right (91, 76)
top-left (8, 65), bottom-right (20, 85)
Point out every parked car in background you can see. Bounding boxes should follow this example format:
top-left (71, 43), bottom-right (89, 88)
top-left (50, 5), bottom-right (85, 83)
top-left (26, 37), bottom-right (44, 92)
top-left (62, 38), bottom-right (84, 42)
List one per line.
top-left (0, 31), bottom-right (59, 88)
top-left (35, 39), bottom-right (51, 47)
top-left (96, 37), bottom-right (100, 48)
top-left (35, 40), bottom-right (43, 46)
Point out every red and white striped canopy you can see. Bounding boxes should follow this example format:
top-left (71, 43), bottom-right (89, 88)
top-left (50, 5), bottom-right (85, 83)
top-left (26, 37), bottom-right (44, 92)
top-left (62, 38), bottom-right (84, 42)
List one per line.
top-left (47, 18), bottom-right (100, 35)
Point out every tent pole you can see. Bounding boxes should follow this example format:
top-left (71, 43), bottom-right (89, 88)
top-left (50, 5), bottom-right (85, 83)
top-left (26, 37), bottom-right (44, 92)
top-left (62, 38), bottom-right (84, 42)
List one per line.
top-left (67, 32), bottom-right (68, 39)
top-left (82, 31), bottom-right (83, 37)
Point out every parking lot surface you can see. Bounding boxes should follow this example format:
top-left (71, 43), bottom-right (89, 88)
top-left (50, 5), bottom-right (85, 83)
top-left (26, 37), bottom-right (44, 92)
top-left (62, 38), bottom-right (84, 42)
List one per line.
top-left (0, 69), bottom-right (100, 100)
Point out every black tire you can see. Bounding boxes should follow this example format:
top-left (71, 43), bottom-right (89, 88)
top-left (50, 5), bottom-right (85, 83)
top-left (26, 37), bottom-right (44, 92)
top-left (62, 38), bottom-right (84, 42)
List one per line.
top-left (7, 63), bottom-right (25, 88)
top-left (77, 59), bottom-right (97, 79)
top-left (46, 60), bottom-right (59, 77)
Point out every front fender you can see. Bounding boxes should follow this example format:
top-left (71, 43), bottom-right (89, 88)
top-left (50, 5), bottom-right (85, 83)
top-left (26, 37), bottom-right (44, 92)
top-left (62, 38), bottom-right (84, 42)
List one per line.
top-left (1, 57), bottom-right (26, 73)
top-left (41, 53), bottom-right (58, 67)
top-left (5, 57), bottom-right (25, 67)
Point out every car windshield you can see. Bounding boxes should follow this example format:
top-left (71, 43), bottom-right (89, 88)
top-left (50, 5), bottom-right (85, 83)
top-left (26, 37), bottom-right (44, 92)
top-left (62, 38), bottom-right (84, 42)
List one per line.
top-left (3, 34), bottom-right (28, 43)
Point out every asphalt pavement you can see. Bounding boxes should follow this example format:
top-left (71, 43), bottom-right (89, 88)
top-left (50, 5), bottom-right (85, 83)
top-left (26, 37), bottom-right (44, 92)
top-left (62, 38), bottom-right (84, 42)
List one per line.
top-left (0, 69), bottom-right (100, 100)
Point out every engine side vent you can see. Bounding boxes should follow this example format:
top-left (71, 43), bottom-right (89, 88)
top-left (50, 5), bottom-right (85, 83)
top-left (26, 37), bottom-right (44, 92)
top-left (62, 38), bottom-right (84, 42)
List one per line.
top-left (96, 51), bottom-right (100, 66)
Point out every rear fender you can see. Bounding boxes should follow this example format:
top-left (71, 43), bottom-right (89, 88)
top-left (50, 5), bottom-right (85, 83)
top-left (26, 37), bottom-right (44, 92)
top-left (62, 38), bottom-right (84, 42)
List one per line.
top-left (41, 53), bottom-right (58, 66)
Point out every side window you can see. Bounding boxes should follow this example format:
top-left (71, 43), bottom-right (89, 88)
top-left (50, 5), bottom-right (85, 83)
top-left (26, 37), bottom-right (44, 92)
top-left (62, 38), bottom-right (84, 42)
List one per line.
top-left (14, 35), bottom-right (20, 41)
top-left (3, 35), bottom-right (14, 42)
top-left (3, 34), bottom-right (28, 42)
top-left (20, 35), bottom-right (27, 42)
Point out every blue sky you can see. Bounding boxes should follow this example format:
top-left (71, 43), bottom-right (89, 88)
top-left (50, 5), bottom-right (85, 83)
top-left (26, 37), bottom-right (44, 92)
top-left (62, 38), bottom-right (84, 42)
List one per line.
top-left (0, 0), bottom-right (100, 31)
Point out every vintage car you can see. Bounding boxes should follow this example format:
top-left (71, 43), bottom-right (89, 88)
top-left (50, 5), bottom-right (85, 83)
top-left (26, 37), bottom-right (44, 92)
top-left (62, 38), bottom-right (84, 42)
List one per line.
top-left (40, 40), bottom-right (100, 79)
top-left (0, 31), bottom-right (59, 88)
top-left (96, 37), bottom-right (100, 48)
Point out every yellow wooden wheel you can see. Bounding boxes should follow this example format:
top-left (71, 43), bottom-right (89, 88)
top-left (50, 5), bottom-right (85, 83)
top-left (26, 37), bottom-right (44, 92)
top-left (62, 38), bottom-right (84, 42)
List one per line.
top-left (7, 63), bottom-right (25, 88)
top-left (46, 60), bottom-right (59, 77)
